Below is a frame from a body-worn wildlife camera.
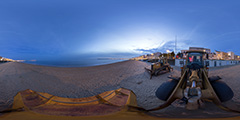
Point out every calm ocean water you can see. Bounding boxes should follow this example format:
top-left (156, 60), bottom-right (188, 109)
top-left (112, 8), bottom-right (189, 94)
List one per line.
top-left (23, 59), bottom-right (126, 67)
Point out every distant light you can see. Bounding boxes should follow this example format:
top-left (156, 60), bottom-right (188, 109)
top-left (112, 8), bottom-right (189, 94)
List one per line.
top-left (166, 50), bottom-right (171, 53)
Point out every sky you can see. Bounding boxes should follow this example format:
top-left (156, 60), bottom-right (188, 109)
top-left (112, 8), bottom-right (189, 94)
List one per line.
top-left (0, 0), bottom-right (240, 61)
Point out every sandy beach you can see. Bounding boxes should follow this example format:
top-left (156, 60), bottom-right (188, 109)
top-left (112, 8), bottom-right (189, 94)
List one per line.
top-left (0, 60), bottom-right (240, 118)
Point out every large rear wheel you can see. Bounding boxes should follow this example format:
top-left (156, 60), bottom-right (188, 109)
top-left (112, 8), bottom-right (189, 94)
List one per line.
top-left (155, 79), bottom-right (178, 101)
top-left (211, 81), bottom-right (234, 102)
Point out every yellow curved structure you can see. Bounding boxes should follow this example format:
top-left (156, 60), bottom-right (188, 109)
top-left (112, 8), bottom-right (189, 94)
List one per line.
top-left (1, 88), bottom-right (239, 120)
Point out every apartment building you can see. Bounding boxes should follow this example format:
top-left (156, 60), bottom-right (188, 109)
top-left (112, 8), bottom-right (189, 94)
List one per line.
top-left (215, 50), bottom-right (229, 60)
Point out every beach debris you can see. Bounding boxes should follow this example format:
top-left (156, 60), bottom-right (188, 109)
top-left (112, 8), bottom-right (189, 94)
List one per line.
top-left (145, 58), bottom-right (173, 79)
top-left (137, 81), bottom-right (143, 84)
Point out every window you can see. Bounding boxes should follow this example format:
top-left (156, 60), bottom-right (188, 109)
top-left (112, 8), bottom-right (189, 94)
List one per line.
top-left (187, 53), bottom-right (203, 65)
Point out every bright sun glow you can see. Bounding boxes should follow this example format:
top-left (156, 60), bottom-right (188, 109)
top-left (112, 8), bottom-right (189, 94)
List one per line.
top-left (82, 28), bottom-right (173, 54)
top-left (166, 50), bottom-right (171, 53)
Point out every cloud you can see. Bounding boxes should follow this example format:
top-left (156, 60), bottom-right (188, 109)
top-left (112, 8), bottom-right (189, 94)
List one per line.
top-left (134, 39), bottom-right (191, 54)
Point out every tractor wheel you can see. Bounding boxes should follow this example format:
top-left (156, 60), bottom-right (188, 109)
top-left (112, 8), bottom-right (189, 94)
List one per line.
top-left (211, 81), bottom-right (234, 102)
top-left (155, 79), bottom-right (178, 101)
top-left (154, 70), bottom-right (158, 76)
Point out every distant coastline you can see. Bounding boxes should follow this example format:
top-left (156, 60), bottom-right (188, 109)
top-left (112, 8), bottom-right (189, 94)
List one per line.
top-left (23, 59), bottom-right (127, 67)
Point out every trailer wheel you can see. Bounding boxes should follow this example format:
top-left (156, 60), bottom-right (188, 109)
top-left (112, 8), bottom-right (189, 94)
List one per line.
top-left (155, 79), bottom-right (178, 101)
top-left (211, 81), bottom-right (234, 102)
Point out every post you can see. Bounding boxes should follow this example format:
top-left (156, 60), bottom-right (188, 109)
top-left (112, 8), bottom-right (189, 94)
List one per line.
top-left (175, 35), bottom-right (177, 56)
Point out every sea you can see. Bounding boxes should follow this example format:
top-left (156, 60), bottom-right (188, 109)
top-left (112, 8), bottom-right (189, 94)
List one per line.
top-left (23, 59), bottom-right (127, 67)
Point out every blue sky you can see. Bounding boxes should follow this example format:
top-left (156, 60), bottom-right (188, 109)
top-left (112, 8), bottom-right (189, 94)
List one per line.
top-left (0, 0), bottom-right (240, 60)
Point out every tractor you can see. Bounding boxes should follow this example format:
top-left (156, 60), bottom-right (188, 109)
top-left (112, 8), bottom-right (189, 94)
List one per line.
top-left (145, 58), bottom-right (173, 79)
top-left (152, 50), bottom-right (235, 111)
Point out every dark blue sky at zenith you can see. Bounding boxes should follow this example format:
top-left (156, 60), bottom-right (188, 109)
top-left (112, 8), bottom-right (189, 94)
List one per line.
top-left (0, 0), bottom-right (240, 61)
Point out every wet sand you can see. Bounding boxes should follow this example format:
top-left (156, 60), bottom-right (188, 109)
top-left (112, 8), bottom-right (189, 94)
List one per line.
top-left (0, 61), bottom-right (239, 118)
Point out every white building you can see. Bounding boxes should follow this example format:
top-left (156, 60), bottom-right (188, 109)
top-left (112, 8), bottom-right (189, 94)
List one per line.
top-left (180, 47), bottom-right (211, 59)
top-left (189, 47), bottom-right (211, 54)
top-left (215, 50), bottom-right (228, 60)
top-left (181, 50), bottom-right (188, 59)
top-left (208, 52), bottom-right (217, 60)
top-left (228, 51), bottom-right (235, 60)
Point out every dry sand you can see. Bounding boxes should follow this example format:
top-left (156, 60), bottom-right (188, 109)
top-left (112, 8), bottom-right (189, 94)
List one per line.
top-left (0, 60), bottom-right (239, 118)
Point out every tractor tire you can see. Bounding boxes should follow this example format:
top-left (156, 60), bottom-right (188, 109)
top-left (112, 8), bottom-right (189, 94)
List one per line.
top-left (155, 79), bottom-right (178, 101)
top-left (211, 81), bottom-right (234, 102)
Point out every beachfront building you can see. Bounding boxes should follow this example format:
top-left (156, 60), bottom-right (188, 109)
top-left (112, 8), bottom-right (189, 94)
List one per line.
top-left (132, 55), bottom-right (147, 61)
top-left (215, 50), bottom-right (229, 60)
top-left (228, 51), bottom-right (235, 60)
top-left (234, 55), bottom-right (240, 60)
top-left (208, 52), bottom-right (217, 60)
top-left (176, 47), bottom-right (240, 67)
top-left (181, 50), bottom-right (188, 59)
top-left (153, 52), bottom-right (161, 58)
top-left (146, 54), bottom-right (154, 60)
top-left (189, 47), bottom-right (211, 54)
top-left (146, 52), bottom-right (162, 59)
